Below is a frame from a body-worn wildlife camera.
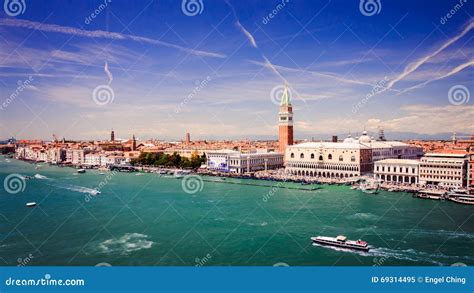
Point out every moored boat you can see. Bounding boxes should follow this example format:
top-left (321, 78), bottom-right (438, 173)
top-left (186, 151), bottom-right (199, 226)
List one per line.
top-left (311, 235), bottom-right (369, 252)
top-left (359, 179), bottom-right (380, 194)
top-left (449, 196), bottom-right (474, 205)
top-left (77, 169), bottom-right (86, 174)
top-left (447, 190), bottom-right (474, 205)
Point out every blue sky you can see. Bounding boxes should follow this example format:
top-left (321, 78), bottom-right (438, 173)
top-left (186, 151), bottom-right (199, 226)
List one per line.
top-left (0, 0), bottom-right (472, 141)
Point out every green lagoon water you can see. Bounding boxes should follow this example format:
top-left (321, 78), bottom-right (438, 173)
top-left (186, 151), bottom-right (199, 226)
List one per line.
top-left (1, 157), bottom-right (473, 266)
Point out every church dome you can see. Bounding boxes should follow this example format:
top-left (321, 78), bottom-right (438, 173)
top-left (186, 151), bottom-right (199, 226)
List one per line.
top-left (343, 134), bottom-right (354, 143)
top-left (359, 131), bottom-right (371, 143)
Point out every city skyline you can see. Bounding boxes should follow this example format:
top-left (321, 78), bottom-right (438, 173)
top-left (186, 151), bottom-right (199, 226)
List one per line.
top-left (0, 0), bottom-right (473, 141)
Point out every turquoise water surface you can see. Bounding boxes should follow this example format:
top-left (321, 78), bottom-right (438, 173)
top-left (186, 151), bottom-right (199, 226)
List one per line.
top-left (1, 157), bottom-right (473, 266)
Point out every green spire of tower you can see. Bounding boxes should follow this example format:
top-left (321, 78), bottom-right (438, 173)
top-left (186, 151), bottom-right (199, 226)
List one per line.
top-left (280, 85), bottom-right (291, 106)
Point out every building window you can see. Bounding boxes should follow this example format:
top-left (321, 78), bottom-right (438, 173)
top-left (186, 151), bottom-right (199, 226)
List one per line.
top-left (351, 156), bottom-right (355, 162)
top-left (339, 155), bottom-right (343, 162)
top-left (328, 154), bottom-right (332, 160)
top-left (290, 153), bottom-right (294, 158)
top-left (300, 153), bottom-right (304, 159)
top-left (310, 153), bottom-right (314, 159)
top-left (319, 155), bottom-right (323, 161)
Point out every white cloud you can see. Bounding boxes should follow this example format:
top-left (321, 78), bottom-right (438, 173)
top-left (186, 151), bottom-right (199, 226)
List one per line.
top-left (375, 104), bottom-right (474, 134)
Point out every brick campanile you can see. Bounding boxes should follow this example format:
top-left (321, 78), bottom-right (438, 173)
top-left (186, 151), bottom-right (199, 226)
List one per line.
top-left (278, 86), bottom-right (293, 154)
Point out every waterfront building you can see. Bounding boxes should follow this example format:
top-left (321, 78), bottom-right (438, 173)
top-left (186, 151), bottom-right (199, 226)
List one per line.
top-left (278, 86), bottom-right (293, 155)
top-left (374, 159), bottom-right (419, 184)
top-left (285, 140), bottom-right (371, 178)
top-left (47, 147), bottom-right (65, 164)
top-left (15, 145), bottom-right (43, 161)
top-left (71, 149), bottom-right (86, 165)
top-left (419, 152), bottom-right (468, 189)
top-left (84, 153), bottom-right (102, 166)
top-left (469, 153), bottom-right (474, 190)
top-left (285, 132), bottom-right (422, 179)
top-left (207, 150), bottom-right (283, 174)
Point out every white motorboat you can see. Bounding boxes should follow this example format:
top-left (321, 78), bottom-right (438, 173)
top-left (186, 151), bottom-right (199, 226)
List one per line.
top-left (26, 202), bottom-right (37, 208)
top-left (311, 235), bottom-right (369, 252)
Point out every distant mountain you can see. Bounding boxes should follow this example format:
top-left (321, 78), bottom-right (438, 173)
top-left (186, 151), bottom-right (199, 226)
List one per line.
top-left (189, 132), bottom-right (470, 141)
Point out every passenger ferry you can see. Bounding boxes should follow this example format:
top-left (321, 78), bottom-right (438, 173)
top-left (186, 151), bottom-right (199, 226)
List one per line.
top-left (447, 189), bottom-right (474, 205)
top-left (311, 235), bottom-right (370, 252)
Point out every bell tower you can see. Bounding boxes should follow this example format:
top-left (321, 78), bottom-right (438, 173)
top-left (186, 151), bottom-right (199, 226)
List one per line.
top-left (278, 86), bottom-right (293, 154)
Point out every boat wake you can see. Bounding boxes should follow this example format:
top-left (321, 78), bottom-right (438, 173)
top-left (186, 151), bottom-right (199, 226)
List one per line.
top-left (355, 225), bottom-right (378, 232)
top-left (34, 174), bottom-right (48, 180)
top-left (312, 242), bottom-right (469, 265)
top-left (48, 182), bottom-right (100, 195)
top-left (98, 233), bottom-right (154, 255)
top-left (347, 213), bottom-right (378, 221)
top-left (403, 229), bottom-right (474, 239)
top-left (246, 221), bottom-right (268, 227)
top-left (369, 247), bottom-right (446, 266)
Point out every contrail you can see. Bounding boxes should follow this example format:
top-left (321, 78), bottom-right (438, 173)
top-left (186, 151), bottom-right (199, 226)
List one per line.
top-left (386, 20), bottom-right (473, 91)
top-left (225, 1), bottom-right (288, 85)
top-left (398, 60), bottom-right (474, 94)
top-left (235, 20), bottom-right (257, 48)
top-left (260, 57), bottom-right (290, 85)
top-left (0, 18), bottom-right (226, 59)
top-left (104, 62), bottom-right (113, 85)
top-left (249, 60), bottom-right (374, 87)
